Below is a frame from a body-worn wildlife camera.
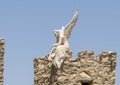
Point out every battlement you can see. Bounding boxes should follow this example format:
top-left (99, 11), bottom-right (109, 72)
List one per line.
top-left (0, 39), bottom-right (5, 85)
top-left (34, 51), bottom-right (116, 85)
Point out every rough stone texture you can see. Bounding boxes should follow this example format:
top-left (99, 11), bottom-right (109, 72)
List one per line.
top-left (0, 38), bottom-right (4, 85)
top-left (34, 51), bottom-right (116, 85)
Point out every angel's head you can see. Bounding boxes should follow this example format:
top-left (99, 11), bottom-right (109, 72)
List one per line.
top-left (53, 27), bottom-right (65, 37)
top-left (53, 30), bottom-right (60, 38)
top-left (53, 29), bottom-right (60, 43)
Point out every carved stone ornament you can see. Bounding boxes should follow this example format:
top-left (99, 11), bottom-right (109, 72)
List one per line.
top-left (48, 9), bottom-right (78, 68)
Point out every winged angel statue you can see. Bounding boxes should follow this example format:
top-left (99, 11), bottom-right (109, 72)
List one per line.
top-left (48, 9), bottom-right (78, 69)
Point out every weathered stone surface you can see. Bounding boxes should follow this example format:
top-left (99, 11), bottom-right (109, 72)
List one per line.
top-left (0, 38), bottom-right (4, 85)
top-left (34, 51), bottom-right (116, 85)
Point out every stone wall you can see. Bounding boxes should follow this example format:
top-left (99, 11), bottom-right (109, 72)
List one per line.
top-left (0, 39), bottom-right (4, 85)
top-left (34, 51), bottom-right (116, 85)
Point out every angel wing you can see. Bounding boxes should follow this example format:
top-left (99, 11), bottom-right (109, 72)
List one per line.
top-left (63, 9), bottom-right (78, 39)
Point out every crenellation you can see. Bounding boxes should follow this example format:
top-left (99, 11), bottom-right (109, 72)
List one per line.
top-left (34, 50), bottom-right (116, 85)
top-left (78, 51), bottom-right (94, 64)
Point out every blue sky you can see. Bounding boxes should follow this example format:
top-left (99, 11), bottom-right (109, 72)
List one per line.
top-left (0, 0), bottom-right (120, 85)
